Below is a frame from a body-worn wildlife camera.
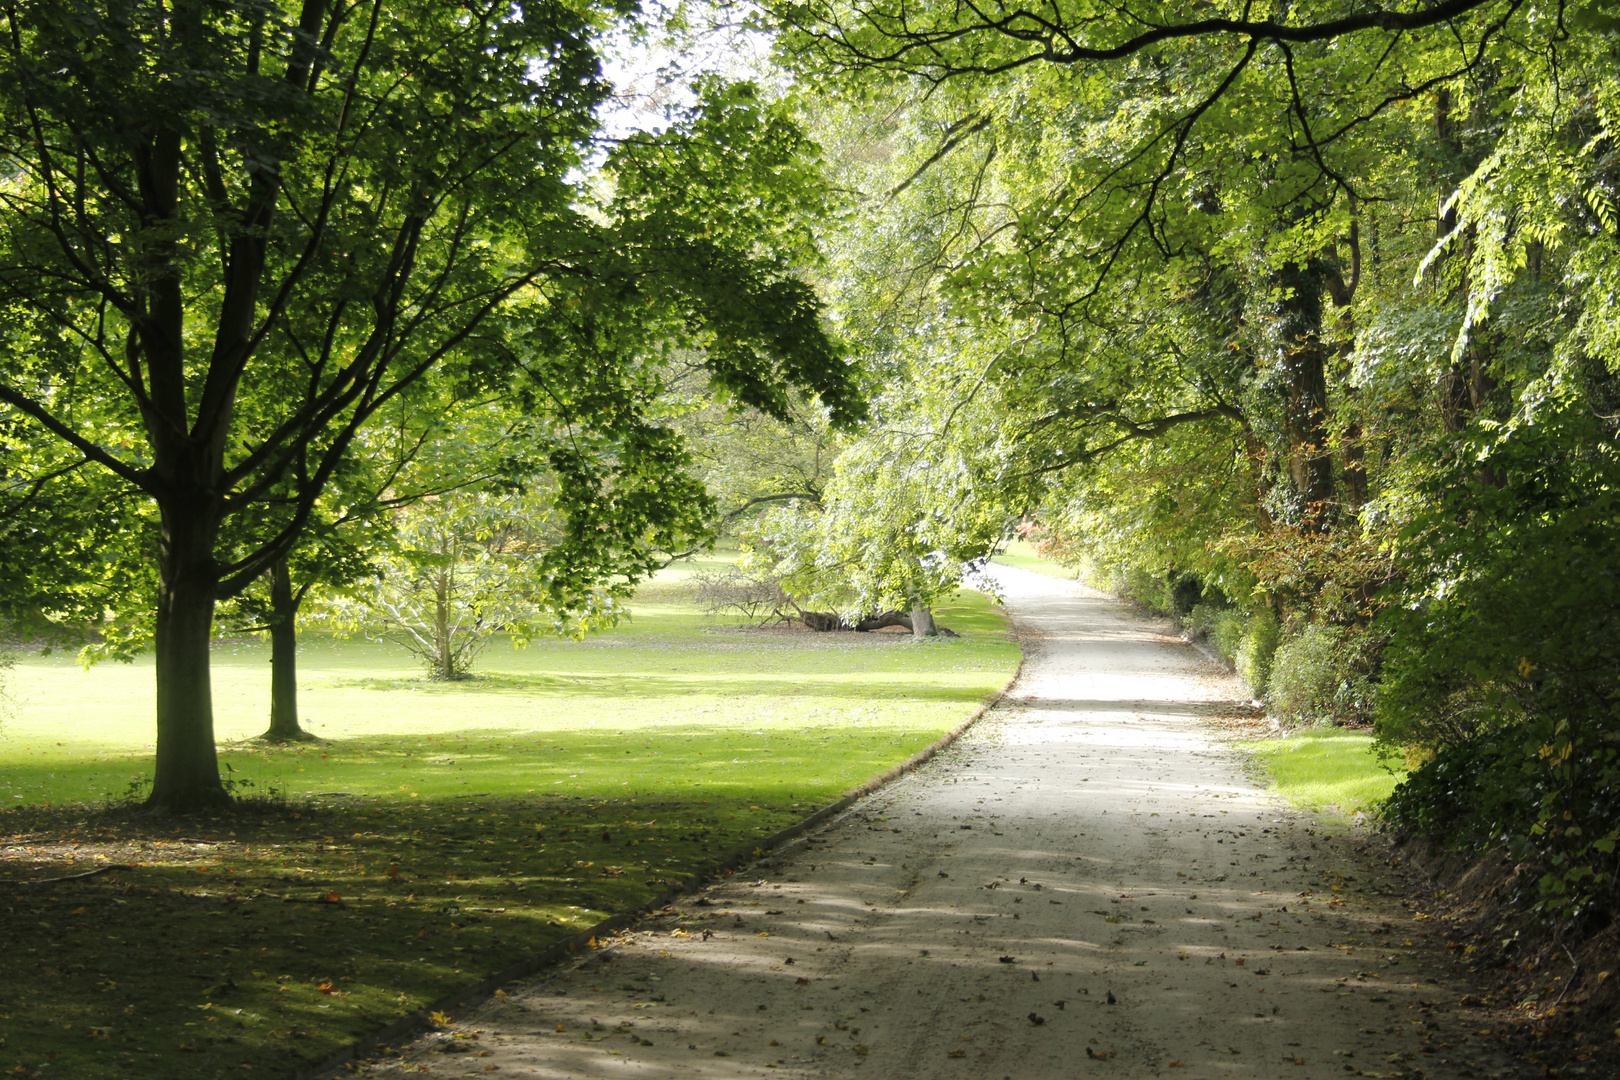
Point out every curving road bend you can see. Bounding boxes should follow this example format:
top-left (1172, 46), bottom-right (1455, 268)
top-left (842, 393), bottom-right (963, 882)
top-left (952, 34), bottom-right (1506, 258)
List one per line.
top-left (359, 567), bottom-right (1514, 1080)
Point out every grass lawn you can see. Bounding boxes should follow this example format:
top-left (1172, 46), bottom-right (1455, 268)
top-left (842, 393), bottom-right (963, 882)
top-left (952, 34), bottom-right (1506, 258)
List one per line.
top-left (990, 539), bottom-right (1081, 580)
top-left (0, 572), bottom-right (1018, 1080)
top-left (1242, 728), bottom-right (1406, 819)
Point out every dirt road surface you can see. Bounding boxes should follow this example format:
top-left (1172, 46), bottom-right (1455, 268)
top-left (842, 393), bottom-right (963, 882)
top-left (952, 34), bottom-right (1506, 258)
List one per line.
top-left (357, 568), bottom-right (1515, 1080)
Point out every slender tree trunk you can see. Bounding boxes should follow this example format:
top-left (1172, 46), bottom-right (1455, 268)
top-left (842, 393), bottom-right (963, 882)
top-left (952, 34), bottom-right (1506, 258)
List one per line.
top-left (1470, 339), bottom-right (1505, 488)
top-left (1433, 88), bottom-right (1480, 447)
top-left (1239, 415), bottom-right (1275, 529)
top-left (910, 603), bottom-right (936, 639)
top-left (147, 502), bottom-right (230, 812)
top-left (261, 557), bottom-right (316, 742)
top-left (435, 569), bottom-right (453, 681)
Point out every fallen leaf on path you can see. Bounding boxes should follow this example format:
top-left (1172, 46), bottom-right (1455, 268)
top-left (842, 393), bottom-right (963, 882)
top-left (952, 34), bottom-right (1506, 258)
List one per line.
top-left (948, 1049), bottom-right (966, 1058)
top-left (998, 956), bottom-right (1015, 964)
top-left (1085, 1047), bottom-right (1112, 1060)
top-left (1028, 1013), bottom-right (1046, 1026)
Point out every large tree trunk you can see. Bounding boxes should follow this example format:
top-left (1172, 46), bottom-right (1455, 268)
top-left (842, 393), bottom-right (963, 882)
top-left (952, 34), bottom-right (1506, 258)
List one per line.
top-left (910, 604), bottom-right (937, 639)
top-left (1325, 227), bottom-right (1366, 508)
top-left (261, 557), bottom-right (316, 742)
top-left (1274, 260), bottom-right (1335, 529)
top-left (147, 503), bottom-right (230, 812)
top-left (853, 609), bottom-right (912, 632)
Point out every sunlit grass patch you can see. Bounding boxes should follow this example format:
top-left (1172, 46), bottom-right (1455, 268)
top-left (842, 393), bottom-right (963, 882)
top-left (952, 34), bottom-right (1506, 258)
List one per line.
top-left (1242, 727), bottom-right (1405, 818)
top-left (0, 584), bottom-right (1017, 1079)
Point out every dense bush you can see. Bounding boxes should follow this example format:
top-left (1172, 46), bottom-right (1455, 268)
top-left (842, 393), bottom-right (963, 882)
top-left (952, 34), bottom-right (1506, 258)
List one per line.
top-left (1268, 623), bottom-right (1342, 725)
top-left (1377, 412), bottom-right (1620, 922)
top-left (1185, 600), bottom-right (1235, 644)
top-left (1268, 623), bottom-right (1379, 727)
top-left (1236, 607), bottom-right (1279, 697)
top-left (1169, 575), bottom-right (1204, 616)
top-left (1384, 724), bottom-right (1620, 924)
top-left (1119, 565), bottom-right (1175, 614)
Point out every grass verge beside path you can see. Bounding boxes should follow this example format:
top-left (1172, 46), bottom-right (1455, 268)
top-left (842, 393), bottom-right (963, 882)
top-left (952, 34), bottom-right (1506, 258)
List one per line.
top-left (0, 590), bottom-right (1017, 1080)
top-left (1241, 727), bottom-right (1405, 821)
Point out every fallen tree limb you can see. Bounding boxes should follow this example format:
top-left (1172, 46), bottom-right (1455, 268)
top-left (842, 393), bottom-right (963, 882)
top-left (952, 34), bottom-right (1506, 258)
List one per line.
top-left (15, 864), bottom-right (134, 884)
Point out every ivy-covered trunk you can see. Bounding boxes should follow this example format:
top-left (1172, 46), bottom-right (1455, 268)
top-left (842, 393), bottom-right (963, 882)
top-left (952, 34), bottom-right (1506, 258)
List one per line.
top-left (262, 557), bottom-right (314, 742)
top-left (1273, 260), bottom-right (1335, 526)
top-left (148, 501), bottom-right (230, 812)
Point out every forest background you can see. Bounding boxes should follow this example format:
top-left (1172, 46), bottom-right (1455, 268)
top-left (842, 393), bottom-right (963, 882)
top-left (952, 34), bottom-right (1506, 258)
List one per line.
top-left (0, 0), bottom-right (1618, 1050)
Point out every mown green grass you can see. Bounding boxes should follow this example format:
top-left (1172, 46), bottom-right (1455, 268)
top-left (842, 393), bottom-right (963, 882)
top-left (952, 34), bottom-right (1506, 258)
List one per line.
top-left (0, 582), bottom-right (1018, 1080)
top-left (990, 539), bottom-right (1081, 580)
top-left (1243, 728), bottom-right (1406, 818)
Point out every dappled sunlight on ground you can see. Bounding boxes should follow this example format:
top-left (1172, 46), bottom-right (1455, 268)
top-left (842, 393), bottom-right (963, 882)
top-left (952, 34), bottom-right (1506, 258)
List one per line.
top-left (363, 569), bottom-right (1510, 1080)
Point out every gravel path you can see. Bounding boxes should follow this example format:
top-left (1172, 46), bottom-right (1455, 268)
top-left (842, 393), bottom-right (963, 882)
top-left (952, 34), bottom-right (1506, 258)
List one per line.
top-left (362, 568), bottom-right (1514, 1080)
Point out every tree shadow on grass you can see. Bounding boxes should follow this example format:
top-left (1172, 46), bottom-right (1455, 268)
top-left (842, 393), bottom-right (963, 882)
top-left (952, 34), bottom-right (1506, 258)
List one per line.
top-left (0, 790), bottom-right (805, 1080)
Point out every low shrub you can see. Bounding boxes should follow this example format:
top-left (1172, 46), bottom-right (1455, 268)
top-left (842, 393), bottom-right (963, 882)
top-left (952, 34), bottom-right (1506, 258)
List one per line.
top-left (692, 568), bottom-right (793, 624)
top-left (1118, 564), bottom-right (1174, 614)
top-left (1268, 622), bottom-right (1343, 725)
top-left (1267, 623), bottom-right (1379, 727)
top-left (1384, 725), bottom-right (1620, 924)
top-left (1236, 607), bottom-right (1279, 695)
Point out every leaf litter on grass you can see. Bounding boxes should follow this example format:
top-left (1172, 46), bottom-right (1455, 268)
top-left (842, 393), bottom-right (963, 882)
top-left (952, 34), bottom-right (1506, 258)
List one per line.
top-left (0, 795), bottom-right (803, 1080)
